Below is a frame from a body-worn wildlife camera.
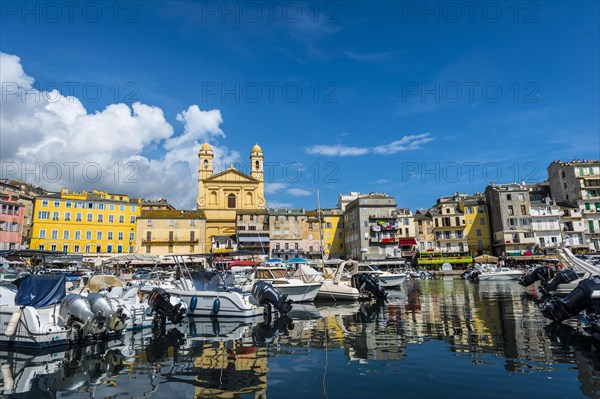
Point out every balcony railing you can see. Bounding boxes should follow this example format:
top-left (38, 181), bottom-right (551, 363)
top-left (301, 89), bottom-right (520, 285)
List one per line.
top-left (142, 238), bottom-right (199, 245)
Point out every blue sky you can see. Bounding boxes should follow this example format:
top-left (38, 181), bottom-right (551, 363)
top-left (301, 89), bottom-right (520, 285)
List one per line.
top-left (1, 1), bottom-right (598, 210)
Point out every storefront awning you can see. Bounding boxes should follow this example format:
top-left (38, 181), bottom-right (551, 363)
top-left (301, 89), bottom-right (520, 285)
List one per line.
top-left (399, 239), bottom-right (416, 245)
top-left (238, 236), bottom-right (270, 243)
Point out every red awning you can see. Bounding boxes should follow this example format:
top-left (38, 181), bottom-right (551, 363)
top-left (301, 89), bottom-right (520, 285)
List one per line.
top-left (227, 260), bottom-right (259, 269)
top-left (399, 239), bottom-right (416, 245)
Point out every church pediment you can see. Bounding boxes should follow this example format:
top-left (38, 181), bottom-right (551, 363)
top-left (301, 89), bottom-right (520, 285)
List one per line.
top-left (203, 168), bottom-right (259, 183)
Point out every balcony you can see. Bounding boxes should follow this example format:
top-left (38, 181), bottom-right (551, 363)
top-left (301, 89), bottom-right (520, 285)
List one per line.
top-left (142, 238), bottom-right (199, 245)
top-left (370, 236), bottom-right (398, 244)
top-left (371, 224), bottom-right (399, 232)
top-left (369, 214), bottom-right (396, 220)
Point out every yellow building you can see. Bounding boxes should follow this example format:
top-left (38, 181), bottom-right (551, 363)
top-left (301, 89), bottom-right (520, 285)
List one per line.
top-left (307, 208), bottom-right (345, 258)
top-left (30, 188), bottom-right (141, 254)
top-left (197, 143), bottom-right (266, 252)
top-left (136, 210), bottom-right (206, 255)
top-left (458, 194), bottom-right (492, 256)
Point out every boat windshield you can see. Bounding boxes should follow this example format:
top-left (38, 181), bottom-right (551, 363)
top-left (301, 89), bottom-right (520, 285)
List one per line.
top-left (270, 269), bottom-right (289, 278)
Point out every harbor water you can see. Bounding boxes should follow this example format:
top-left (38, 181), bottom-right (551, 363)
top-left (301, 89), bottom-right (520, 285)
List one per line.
top-left (2, 279), bottom-right (598, 399)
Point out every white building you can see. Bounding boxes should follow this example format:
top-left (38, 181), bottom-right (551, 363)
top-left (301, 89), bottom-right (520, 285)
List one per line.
top-left (530, 198), bottom-right (562, 253)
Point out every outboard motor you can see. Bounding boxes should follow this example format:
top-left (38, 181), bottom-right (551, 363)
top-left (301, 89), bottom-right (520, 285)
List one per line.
top-left (518, 266), bottom-right (555, 287)
top-left (87, 293), bottom-right (128, 332)
top-left (461, 269), bottom-right (480, 281)
top-left (539, 275), bottom-right (600, 322)
top-left (59, 294), bottom-right (107, 339)
top-left (147, 288), bottom-right (187, 325)
top-left (540, 269), bottom-right (580, 296)
top-left (252, 315), bottom-right (294, 346)
top-left (351, 274), bottom-right (388, 299)
top-left (252, 281), bottom-right (293, 314)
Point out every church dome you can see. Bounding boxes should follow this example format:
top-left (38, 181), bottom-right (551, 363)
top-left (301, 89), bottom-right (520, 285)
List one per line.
top-left (200, 142), bottom-right (213, 151)
top-left (251, 143), bottom-right (262, 153)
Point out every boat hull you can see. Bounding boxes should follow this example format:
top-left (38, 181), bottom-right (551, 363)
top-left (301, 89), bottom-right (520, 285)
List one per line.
top-left (478, 272), bottom-right (523, 281)
top-left (316, 282), bottom-right (360, 301)
top-left (268, 283), bottom-right (322, 302)
top-left (157, 289), bottom-right (263, 318)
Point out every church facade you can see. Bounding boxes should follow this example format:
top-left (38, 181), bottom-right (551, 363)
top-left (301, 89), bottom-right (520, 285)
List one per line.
top-left (197, 142), bottom-right (266, 252)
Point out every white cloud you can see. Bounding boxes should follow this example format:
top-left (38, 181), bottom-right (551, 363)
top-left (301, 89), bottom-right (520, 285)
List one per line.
top-left (375, 179), bottom-right (389, 184)
top-left (306, 144), bottom-right (369, 156)
top-left (267, 201), bottom-right (293, 208)
top-left (306, 133), bottom-right (433, 157)
top-left (265, 182), bottom-right (288, 194)
top-left (0, 51), bottom-right (236, 209)
top-left (287, 187), bottom-right (313, 197)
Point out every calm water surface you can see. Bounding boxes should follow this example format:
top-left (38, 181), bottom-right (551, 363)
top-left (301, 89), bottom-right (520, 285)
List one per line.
top-left (2, 279), bottom-right (599, 399)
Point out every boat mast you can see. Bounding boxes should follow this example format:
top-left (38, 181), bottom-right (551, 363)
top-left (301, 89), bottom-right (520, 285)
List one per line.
top-left (317, 188), bottom-right (325, 263)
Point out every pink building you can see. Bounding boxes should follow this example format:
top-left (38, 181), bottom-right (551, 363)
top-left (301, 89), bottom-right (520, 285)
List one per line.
top-left (0, 192), bottom-right (25, 250)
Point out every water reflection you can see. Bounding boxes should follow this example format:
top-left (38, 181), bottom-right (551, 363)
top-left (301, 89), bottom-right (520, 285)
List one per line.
top-left (2, 280), bottom-right (600, 398)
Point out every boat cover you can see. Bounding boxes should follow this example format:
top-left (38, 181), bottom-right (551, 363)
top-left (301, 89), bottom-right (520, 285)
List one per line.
top-left (14, 274), bottom-right (66, 307)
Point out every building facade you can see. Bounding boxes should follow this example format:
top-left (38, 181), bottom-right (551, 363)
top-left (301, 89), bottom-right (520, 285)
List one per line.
top-left (344, 194), bottom-right (399, 260)
top-left (4, 180), bottom-right (47, 248)
top-left (0, 191), bottom-right (25, 250)
top-left (30, 189), bottom-right (141, 254)
top-left (136, 210), bottom-right (206, 255)
top-left (268, 208), bottom-right (321, 260)
top-left (548, 160), bottom-right (600, 251)
top-left (458, 194), bottom-right (492, 256)
top-left (558, 202), bottom-right (588, 251)
top-left (530, 198), bottom-right (563, 254)
top-left (485, 183), bottom-right (536, 257)
top-left (236, 209), bottom-right (270, 256)
top-left (197, 143), bottom-right (266, 252)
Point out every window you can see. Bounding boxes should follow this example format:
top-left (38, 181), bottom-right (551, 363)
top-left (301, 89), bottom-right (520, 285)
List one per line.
top-left (120, 205), bottom-right (125, 211)
top-left (97, 214), bottom-right (104, 222)
top-left (85, 244), bottom-right (90, 253)
top-left (38, 211), bottom-right (50, 220)
top-left (76, 212), bottom-right (82, 221)
top-left (96, 245), bottom-right (101, 253)
top-left (476, 229), bottom-right (482, 237)
top-left (118, 215), bottom-right (124, 223)
top-left (508, 205), bottom-right (514, 215)
top-left (109, 204), bottom-right (115, 211)
top-left (64, 212), bottom-right (71, 221)
top-left (97, 231), bottom-right (102, 240)
top-left (274, 229), bottom-right (280, 236)
top-left (52, 212), bottom-right (59, 221)
top-left (520, 205), bottom-right (526, 214)
top-left (118, 232), bottom-right (123, 240)
top-left (39, 229), bottom-right (46, 238)
top-left (146, 245), bottom-right (151, 253)
top-left (130, 216), bottom-right (136, 223)
top-left (50, 244), bottom-right (57, 251)
top-left (146, 231), bottom-right (152, 240)
top-left (51, 230), bottom-right (58, 239)
top-left (74, 245), bottom-right (80, 252)
top-left (190, 231), bottom-right (195, 241)
top-left (249, 226), bottom-right (257, 231)
top-left (285, 243), bottom-right (289, 250)
top-left (42, 199), bottom-right (48, 206)
top-left (75, 231), bottom-right (81, 239)
top-left (87, 213), bottom-right (93, 222)
top-left (480, 217), bottom-right (485, 225)
top-left (63, 230), bottom-right (69, 239)
top-left (130, 205), bottom-right (136, 212)
top-left (86, 231), bottom-right (92, 239)
top-left (108, 232), bottom-right (113, 240)
top-left (54, 200), bottom-right (60, 207)
top-left (168, 231), bottom-right (174, 241)
top-left (190, 219), bottom-right (195, 226)
top-left (506, 194), bottom-right (512, 201)
top-left (294, 243), bottom-right (299, 251)
top-left (62, 245), bottom-right (69, 252)
top-left (108, 215), bottom-right (114, 223)
top-left (169, 219), bottom-right (174, 227)
top-left (518, 194), bottom-right (525, 201)
top-left (129, 246), bottom-right (134, 253)
top-left (275, 243), bottom-right (280, 251)
top-left (249, 215), bottom-right (254, 221)
top-left (129, 232), bottom-right (134, 241)
top-left (227, 194), bottom-right (236, 208)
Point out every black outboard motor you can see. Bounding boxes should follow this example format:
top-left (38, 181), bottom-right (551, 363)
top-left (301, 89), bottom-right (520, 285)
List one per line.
top-left (518, 266), bottom-right (555, 287)
top-left (252, 281), bottom-right (293, 314)
top-left (539, 275), bottom-right (600, 322)
top-left (461, 269), bottom-right (480, 281)
top-left (540, 269), bottom-right (579, 296)
top-left (147, 288), bottom-right (187, 325)
top-left (351, 274), bottom-right (388, 299)
top-left (252, 315), bottom-right (294, 346)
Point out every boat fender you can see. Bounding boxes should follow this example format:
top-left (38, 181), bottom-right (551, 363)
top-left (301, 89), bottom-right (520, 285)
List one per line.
top-left (1, 363), bottom-right (14, 391)
top-left (212, 298), bottom-right (220, 315)
top-left (212, 317), bottom-right (220, 335)
top-left (190, 296), bottom-right (198, 311)
top-left (5, 309), bottom-right (22, 337)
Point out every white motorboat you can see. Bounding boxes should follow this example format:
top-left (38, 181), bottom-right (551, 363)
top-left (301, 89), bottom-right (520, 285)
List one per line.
top-left (139, 269), bottom-right (264, 319)
top-left (477, 266), bottom-right (524, 281)
top-left (355, 264), bottom-right (407, 288)
top-left (292, 263), bottom-right (360, 301)
top-left (0, 275), bottom-right (106, 349)
top-left (244, 266), bottom-right (322, 302)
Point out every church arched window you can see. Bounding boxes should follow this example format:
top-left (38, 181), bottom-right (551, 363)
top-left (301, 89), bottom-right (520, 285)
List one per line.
top-left (204, 159), bottom-right (208, 169)
top-left (228, 194), bottom-right (236, 208)
top-left (255, 160), bottom-right (260, 170)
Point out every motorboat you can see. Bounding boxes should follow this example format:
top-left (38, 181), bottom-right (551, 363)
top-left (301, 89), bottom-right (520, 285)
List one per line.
top-left (476, 266), bottom-right (524, 281)
top-left (243, 266), bottom-right (322, 302)
top-left (0, 275), bottom-right (106, 349)
top-left (354, 263), bottom-right (407, 288)
top-left (291, 263), bottom-right (360, 301)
